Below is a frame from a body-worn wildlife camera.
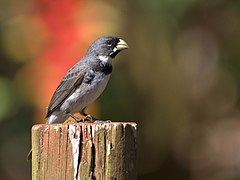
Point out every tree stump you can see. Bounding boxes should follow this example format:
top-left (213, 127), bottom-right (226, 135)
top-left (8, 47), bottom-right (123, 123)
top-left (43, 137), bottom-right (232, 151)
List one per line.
top-left (31, 122), bottom-right (137, 180)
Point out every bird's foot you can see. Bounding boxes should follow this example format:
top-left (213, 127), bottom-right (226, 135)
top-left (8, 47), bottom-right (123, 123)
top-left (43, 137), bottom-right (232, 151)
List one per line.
top-left (82, 115), bottom-right (97, 123)
top-left (64, 116), bottom-right (111, 123)
top-left (82, 115), bottom-right (111, 123)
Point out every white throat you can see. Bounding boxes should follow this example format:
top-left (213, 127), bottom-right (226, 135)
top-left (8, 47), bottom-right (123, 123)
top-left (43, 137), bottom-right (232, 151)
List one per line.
top-left (98, 55), bottom-right (112, 63)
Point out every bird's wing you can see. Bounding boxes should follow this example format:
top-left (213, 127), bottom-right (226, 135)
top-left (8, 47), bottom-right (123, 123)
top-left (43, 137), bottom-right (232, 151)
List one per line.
top-left (46, 65), bottom-right (85, 118)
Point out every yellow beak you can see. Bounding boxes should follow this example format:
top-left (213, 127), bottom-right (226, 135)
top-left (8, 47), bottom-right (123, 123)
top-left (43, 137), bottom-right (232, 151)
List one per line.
top-left (116, 39), bottom-right (129, 50)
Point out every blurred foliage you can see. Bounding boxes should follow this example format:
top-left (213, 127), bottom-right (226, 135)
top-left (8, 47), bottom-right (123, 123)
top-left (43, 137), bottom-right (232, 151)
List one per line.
top-left (1, 0), bottom-right (240, 179)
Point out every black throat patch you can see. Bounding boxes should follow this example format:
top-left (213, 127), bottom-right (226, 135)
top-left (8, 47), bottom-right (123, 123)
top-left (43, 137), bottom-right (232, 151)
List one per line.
top-left (92, 61), bottom-right (112, 75)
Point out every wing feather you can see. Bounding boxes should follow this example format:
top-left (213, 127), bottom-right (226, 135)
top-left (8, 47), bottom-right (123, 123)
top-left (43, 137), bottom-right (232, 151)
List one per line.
top-left (46, 66), bottom-right (85, 117)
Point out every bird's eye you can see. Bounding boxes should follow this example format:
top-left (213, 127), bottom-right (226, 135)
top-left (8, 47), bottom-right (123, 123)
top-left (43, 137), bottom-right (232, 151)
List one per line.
top-left (106, 40), bottom-right (112, 46)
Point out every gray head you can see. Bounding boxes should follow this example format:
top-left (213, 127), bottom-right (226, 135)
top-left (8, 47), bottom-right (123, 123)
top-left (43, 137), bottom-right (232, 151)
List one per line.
top-left (87, 36), bottom-right (129, 58)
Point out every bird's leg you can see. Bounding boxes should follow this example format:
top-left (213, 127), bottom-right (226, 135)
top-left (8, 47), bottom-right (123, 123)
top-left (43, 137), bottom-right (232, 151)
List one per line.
top-left (79, 108), bottom-right (111, 123)
top-left (84, 115), bottom-right (97, 122)
top-left (79, 107), bottom-right (88, 117)
top-left (80, 108), bottom-right (98, 122)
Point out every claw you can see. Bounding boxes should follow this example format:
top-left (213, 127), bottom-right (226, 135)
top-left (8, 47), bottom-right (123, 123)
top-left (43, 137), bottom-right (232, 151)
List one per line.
top-left (82, 115), bottom-right (96, 123)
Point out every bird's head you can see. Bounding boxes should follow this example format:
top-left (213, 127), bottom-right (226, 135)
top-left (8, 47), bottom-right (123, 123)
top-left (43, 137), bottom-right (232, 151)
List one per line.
top-left (87, 36), bottom-right (129, 59)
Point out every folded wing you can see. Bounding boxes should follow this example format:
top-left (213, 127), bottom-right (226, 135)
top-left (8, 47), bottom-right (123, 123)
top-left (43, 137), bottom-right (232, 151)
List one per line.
top-left (46, 66), bottom-right (85, 118)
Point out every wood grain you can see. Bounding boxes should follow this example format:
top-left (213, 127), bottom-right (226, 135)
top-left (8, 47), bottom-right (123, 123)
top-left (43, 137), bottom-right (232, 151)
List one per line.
top-left (31, 122), bottom-right (137, 180)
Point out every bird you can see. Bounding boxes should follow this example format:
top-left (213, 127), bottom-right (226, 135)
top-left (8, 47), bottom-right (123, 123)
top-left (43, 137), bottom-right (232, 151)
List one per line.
top-left (46, 36), bottom-right (129, 124)
top-left (27, 36), bottom-right (129, 160)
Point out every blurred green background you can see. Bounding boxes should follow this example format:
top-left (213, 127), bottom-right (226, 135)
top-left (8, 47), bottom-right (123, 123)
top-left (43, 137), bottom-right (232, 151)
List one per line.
top-left (1, 0), bottom-right (240, 179)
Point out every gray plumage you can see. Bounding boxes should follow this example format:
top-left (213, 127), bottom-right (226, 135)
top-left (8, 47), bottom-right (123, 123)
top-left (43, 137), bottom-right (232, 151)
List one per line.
top-left (46, 36), bottom-right (129, 124)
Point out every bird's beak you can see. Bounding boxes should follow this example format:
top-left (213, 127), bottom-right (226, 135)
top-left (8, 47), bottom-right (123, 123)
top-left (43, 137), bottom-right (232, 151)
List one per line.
top-left (116, 39), bottom-right (129, 51)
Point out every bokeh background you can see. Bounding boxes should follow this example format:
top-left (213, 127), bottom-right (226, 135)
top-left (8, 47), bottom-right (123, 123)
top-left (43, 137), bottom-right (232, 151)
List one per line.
top-left (1, 0), bottom-right (240, 179)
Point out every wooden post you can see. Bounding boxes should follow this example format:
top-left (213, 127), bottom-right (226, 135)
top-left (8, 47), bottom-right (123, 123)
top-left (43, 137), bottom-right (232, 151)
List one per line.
top-left (31, 122), bottom-right (137, 180)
